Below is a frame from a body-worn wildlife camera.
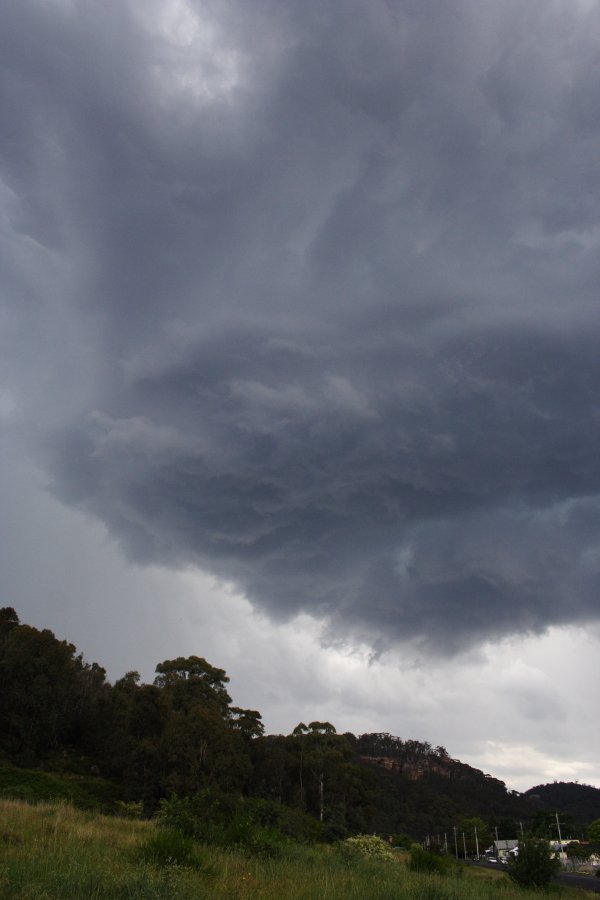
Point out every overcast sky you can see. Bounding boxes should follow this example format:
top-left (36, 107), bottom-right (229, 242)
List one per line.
top-left (2, 0), bottom-right (600, 793)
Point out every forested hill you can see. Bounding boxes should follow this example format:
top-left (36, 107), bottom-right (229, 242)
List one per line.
top-left (1, 606), bottom-right (595, 840)
top-left (523, 781), bottom-right (600, 826)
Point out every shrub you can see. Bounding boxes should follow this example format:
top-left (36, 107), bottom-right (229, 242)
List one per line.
top-left (115, 800), bottom-right (143, 819)
top-left (408, 846), bottom-right (453, 875)
top-left (391, 832), bottom-right (413, 848)
top-left (139, 829), bottom-right (193, 866)
top-left (157, 794), bottom-right (201, 838)
top-left (226, 813), bottom-right (285, 858)
top-left (507, 837), bottom-right (560, 889)
top-left (338, 834), bottom-right (396, 861)
top-left (138, 829), bottom-right (204, 869)
top-left (276, 803), bottom-right (323, 843)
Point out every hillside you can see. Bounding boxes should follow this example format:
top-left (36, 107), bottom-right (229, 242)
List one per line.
top-left (1, 606), bottom-right (594, 842)
top-left (0, 797), bottom-right (544, 900)
top-left (523, 781), bottom-right (600, 826)
top-left (342, 733), bottom-right (535, 836)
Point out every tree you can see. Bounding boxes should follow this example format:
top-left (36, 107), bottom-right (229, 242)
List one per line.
top-left (0, 619), bottom-right (102, 764)
top-left (459, 816), bottom-right (492, 857)
top-left (229, 707), bottom-right (264, 741)
top-left (154, 656), bottom-right (231, 711)
top-left (0, 607), bottom-right (19, 638)
top-left (507, 837), bottom-right (560, 889)
top-left (290, 722), bottom-right (351, 825)
top-left (588, 818), bottom-right (600, 844)
top-left (107, 677), bottom-right (166, 808)
top-left (153, 655), bottom-right (250, 799)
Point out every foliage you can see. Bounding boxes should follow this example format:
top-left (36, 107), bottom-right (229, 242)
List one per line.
top-left (115, 800), bottom-right (144, 819)
top-left (588, 818), bottom-right (600, 843)
top-left (392, 832), bottom-right (414, 848)
top-left (527, 809), bottom-right (577, 840)
top-left (225, 815), bottom-right (285, 858)
top-left (157, 790), bottom-right (234, 843)
top-left (137, 829), bottom-right (214, 871)
top-left (523, 781), bottom-right (600, 829)
top-left (459, 817), bottom-right (492, 857)
top-left (0, 797), bottom-right (565, 899)
top-left (157, 790), bottom-right (317, 857)
top-left (338, 834), bottom-right (395, 861)
top-left (1, 608), bottom-right (579, 844)
top-left (565, 841), bottom-right (592, 859)
top-left (158, 793), bottom-right (202, 837)
top-left (408, 845), bottom-right (454, 875)
top-left (0, 608), bottom-right (110, 766)
top-left (0, 763), bottom-right (120, 811)
top-left (507, 836), bottom-right (561, 889)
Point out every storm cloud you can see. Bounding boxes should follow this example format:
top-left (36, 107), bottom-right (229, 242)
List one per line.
top-left (3, 0), bottom-right (600, 653)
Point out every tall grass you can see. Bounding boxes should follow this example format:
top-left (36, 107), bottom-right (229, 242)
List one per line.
top-left (0, 799), bottom-right (588, 899)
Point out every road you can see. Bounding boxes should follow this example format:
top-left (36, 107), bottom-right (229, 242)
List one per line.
top-left (469, 860), bottom-right (600, 893)
top-left (554, 872), bottom-right (600, 893)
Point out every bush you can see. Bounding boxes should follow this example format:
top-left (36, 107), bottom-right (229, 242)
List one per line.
top-left (338, 834), bottom-right (395, 861)
top-left (158, 791), bottom-right (321, 853)
top-left (157, 794), bottom-right (202, 838)
top-left (507, 837), bottom-right (560, 889)
top-left (0, 764), bottom-right (119, 812)
top-left (275, 803), bottom-right (323, 843)
top-left (157, 790), bottom-right (237, 843)
top-left (408, 846), bottom-right (454, 875)
top-left (225, 812), bottom-right (285, 858)
top-left (138, 829), bottom-right (212, 871)
top-left (391, 832), bottom-right (413, 848)
top-left (158, 792), bottom-right (288, 857)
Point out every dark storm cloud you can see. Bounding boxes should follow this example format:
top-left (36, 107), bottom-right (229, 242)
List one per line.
top-left (3, 0), bottom-right (600, 652)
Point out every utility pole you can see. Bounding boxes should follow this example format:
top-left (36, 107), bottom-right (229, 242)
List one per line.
top-left (444, 832), bottom-right (448, 854)
top-left (462, 832), bottom-right (467, 860)
top-left (519, 821), bottom-right (524, 840)
top-left (474, 824), bottom-right (480, 860)
top-left (555, 811), bottom-right (563, 849)
top-left (453, 826), bottom-right (458, 859)
top-left (555, 811), bottom-right (564, 857)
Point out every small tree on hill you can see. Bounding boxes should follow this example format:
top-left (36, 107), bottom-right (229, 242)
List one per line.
top-left (508, 837), bottom-right (560, 889)
top-left (588, 818), bottom-right (600, 844)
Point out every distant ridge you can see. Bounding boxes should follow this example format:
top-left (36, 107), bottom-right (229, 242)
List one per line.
top-left (523, 781), bottom-right (600, 825)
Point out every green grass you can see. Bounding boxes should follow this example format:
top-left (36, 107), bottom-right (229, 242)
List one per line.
top-left (0, 799), bottom-right (593, 899)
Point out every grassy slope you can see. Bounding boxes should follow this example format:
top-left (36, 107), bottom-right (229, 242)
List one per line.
top-left (0, 764), bottom-right (120, 812)
top-left (0, 799), bottom-right (594, 900)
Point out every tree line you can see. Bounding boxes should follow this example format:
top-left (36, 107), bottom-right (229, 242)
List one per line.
top-left (1, 607), bottom-right (597, 842)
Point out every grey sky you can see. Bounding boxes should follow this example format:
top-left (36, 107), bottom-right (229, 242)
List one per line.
top-left (1, 0), bottom-right (600, 788)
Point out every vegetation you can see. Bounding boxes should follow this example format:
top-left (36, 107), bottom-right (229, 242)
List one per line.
top-left (0, 764), bottom-right (120, 811)
top-left (408, 845), bottom-right (456, 875)
top-left (0, 798), bottom-right (588, 899)
top-left (507, 837), bottom-right (561, 889)
top-left (2, 606), bottom-right (599, 852)
top-left (338, 834), bottom-right (396, 861)
top-left (524, 782), bottom-right (600, 830)
top-left (588, 818), bottom-right (600, 843)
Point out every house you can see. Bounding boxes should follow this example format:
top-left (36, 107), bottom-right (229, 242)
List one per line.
top-left (486, 840), bottom-right (519, 861)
